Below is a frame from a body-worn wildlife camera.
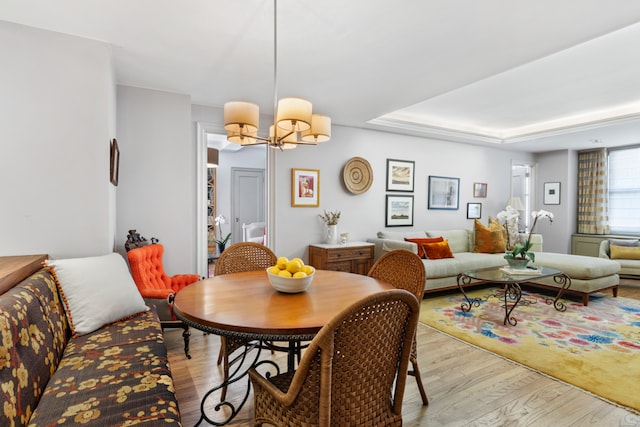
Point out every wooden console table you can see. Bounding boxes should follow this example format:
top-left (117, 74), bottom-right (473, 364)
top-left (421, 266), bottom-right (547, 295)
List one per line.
top-left (308, 242), bottom-right (374, 275)
top-left (0, 254), bottom-right (48, 295)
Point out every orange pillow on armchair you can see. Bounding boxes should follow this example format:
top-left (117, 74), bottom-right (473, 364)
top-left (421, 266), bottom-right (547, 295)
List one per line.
top-left (405, 236), bottom-right (444, 258)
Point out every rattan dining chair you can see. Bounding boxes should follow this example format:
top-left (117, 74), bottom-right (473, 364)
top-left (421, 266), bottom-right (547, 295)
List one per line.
top-left (214, 242), bottom-right (278, 399)
top-left (368, 249), bottom-right (429, 405)
top-left (248, 289), bottom-right (419, 427)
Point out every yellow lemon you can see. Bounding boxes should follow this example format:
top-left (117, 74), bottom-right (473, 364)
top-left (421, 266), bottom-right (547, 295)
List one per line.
top-left (302, 265), bottom-right (315, 275)
top-left (268, 266), bottom-right (281, 275)
top-left (292, 257), bottom-right (304, 267)
top-left (276, 256), bottom-right (288, 269)
top-left (278, 270), bottom-right (292, 278)
top-left (293, 271), bottom-right (307, 278)
top-left (286, 259), bottom-right (303, 274)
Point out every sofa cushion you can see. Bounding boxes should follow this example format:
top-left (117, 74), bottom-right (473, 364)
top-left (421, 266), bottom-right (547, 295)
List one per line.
top-left (423, 240), bottom-right (454, 259)
top-left (27, 308), bottom-right (181, 426)
top-left (473, 219), bottom-right (506, 254)
top-left (426, 229), bottom-right (470, 253)
top-left (378, 230), bottom-right (427, 240)
top-left (534, 252), bottom-right (620, 279)
top-left (610, 245), bottom-right (640, 260)
top-left (0, 269), bottom-right (70, 426)
top-left (405, 236), bottom-right (444, 258)
top-left (608, 238), bottom-right (639, 247)
top-left (422, 252), bottom-right (506, 279)
top-left (45, 253), bottom-right (147, 336)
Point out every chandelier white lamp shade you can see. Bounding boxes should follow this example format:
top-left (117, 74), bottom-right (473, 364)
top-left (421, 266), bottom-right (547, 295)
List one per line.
top-left (275, 97), bottom-right (312, 132)
top-left (222, 0), bottom-right (331, 150)
top-left (301, 114), bottom-right (331, 143)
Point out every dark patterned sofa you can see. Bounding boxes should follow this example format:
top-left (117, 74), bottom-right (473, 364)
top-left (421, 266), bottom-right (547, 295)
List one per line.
top-left (0, 264), bottom-right (181, 426)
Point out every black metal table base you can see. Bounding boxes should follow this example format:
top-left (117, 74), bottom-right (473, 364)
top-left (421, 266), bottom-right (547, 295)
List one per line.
top-left (457, 271), bottom-right (571, 326)
top-left (175, 317), bottom-right (315, 426)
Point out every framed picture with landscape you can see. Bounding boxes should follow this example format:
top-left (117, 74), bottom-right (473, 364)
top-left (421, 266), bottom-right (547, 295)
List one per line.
top-left (386, 159), bottom-right (415, 192)
top-left (291, 168), bottom-right (320, 207)
top-left (428, 175), bottom-right (460, 210)
top-left (385, 195), bottom-right (414, 227)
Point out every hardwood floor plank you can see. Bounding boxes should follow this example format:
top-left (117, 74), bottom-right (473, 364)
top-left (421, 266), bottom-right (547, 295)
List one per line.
top-left (166, 278), bottom-right (640, 426)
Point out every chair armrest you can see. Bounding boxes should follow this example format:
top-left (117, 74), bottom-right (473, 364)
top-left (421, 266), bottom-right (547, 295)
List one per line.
top-left (599, 240), bottom-right (611, 259)
top-left (170, 274), bottom-right (201, 292)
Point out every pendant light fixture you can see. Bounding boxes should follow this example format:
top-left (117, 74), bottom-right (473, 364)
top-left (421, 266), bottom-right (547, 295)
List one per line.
top-left (223, 0), bottom-right (331, 150)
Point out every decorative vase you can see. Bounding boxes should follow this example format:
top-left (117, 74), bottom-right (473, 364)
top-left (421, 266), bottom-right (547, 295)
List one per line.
top-left (326, 225), bottom-right (338, 245)
top-left (217, 243), bottom-right (226, 254)
top-left (506, 258), bottom-right (530, 269)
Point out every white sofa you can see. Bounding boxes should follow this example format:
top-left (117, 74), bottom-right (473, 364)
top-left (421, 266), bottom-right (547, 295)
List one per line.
top-left (368, 228), bottom-right (620, 305)
top-left (599, 238), bottom-right (640, 277)
top-left (368, 229), bottom-right (541, 292)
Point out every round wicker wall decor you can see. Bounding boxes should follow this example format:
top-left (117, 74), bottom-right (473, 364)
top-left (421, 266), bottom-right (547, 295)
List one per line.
top-left (342, 157), bottom-right (373, 194)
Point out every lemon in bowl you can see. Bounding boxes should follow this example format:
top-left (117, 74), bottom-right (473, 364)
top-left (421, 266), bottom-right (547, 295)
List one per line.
top-left (266, 264), bottom-right (315, 293)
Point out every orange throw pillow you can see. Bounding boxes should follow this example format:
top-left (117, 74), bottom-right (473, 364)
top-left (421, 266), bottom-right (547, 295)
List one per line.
top-left (473, 219), bottom-right (506, 253)
top-left (405, 236), bottom-right (444, 258)
top-left (422, 240), bottom-right (454, 259)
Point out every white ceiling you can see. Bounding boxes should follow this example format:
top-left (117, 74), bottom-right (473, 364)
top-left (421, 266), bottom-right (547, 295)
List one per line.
top-left (3, 0), bottom-right (640, 152)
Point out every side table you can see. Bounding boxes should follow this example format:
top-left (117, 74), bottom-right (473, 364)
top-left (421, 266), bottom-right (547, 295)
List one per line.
top-left (308, 242), bottom-right (374, 275)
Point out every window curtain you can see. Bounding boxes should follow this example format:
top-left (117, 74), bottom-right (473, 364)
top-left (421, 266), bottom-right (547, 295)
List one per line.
top-left (577, 148), bottom-right (610, 234)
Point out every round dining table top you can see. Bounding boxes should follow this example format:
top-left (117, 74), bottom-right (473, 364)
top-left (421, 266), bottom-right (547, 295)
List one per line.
top-left (173, 269), bottom-right (393, 340)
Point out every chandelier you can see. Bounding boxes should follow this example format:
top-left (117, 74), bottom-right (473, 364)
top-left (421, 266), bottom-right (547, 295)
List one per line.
top-left (223, 0), bottom-right (331, 150)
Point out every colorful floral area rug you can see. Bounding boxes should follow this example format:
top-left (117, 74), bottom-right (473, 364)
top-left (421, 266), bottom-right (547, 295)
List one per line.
top-left (420, 288), bottom-right (640, 413)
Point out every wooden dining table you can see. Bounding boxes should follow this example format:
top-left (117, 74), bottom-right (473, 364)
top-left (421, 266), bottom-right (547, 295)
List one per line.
top-left (173, 269), bottom-right (393, 426)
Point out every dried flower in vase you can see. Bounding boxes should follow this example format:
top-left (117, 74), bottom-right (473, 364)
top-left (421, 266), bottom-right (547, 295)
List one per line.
top-left (318, 210), bottom-right (341, 226)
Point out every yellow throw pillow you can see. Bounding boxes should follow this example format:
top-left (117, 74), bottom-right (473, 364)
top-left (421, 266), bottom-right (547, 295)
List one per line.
top-left (610, 245), bottom-right (640, 260)
top-left (473, 219), bottom-right (506, 254)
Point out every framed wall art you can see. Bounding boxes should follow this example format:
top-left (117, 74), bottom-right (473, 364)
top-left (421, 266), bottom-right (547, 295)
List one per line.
top-left (386, 159), bottom-right (415, 192)
top-left (428, 175), bottom-right (460, 210)
top-left (385, 195), bottom-right (414, 227)
top-left (110, 138), bottom-right (119, 186)
top-left (544, 182), bottom-right (561, 205)
top-left (467, 202), bottom-right (482, 219)
top-left (292, 168), bottom-right (320, 207)
top-left (473, 182), bottom-right (487, 198)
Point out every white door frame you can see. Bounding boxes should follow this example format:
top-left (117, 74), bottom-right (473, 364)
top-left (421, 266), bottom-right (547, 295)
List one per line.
top-left (196, 121), bottom-right (275, 278)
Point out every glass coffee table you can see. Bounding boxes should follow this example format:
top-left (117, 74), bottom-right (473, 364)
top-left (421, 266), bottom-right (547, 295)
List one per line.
top-left (457, 266), bottom-right (571, 326)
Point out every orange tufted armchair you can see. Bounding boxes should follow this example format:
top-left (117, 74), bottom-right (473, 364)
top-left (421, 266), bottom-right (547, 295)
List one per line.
top-left (126, 244), bottom-right (200, 358)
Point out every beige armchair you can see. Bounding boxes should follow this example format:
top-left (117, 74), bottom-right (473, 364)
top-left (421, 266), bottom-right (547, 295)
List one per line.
top-left (599, 239), bottom-right (640, 277)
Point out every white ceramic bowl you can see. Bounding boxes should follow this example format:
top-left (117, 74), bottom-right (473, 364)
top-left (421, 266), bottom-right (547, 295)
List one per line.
top-left (266, 267), bottom-right (315, 293)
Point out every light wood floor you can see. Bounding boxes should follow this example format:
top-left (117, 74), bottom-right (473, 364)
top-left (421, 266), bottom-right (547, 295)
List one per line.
top-left (165, 278), bottom-right (640, 426)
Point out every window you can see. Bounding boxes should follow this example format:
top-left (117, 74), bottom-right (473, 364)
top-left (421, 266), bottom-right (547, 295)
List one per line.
top-left (608, 146), bottom-right (640, 234)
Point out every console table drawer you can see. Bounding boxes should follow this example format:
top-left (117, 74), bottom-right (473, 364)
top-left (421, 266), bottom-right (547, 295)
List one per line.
top-left (326, 247), bottom-right (373, 261)
top-left (308, 243), bottom-right (374, 276)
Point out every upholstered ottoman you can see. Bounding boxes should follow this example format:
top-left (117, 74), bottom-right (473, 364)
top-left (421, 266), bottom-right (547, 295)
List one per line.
top-left (529, 252), bottom-right (620, 305)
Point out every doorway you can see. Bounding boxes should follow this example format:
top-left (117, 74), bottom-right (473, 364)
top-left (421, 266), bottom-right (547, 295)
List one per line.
top-left (511, 161), bottom-right (535, 232)
top-left (231, 167), bottom-right (265, 243)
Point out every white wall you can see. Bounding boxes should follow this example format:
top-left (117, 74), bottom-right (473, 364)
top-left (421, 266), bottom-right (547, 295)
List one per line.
top-left (0, 22), bottom-right (115, 258)
top-left (271, 126), bottom-right (536, 261)
top-left (535, 150), bottom-right (574, 253)
top-left (116, 86), bottom-right (194, 275)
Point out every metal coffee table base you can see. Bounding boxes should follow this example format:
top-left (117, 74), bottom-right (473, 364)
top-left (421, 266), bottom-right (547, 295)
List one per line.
top-left (457, 268), bottom-right (571, 326)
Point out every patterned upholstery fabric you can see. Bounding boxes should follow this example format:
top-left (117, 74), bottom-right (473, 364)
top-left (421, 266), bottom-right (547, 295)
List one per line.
top-left (0, 269), bottom-right (68, 426)
top-left (0, 268), bottom-right (181, 426)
